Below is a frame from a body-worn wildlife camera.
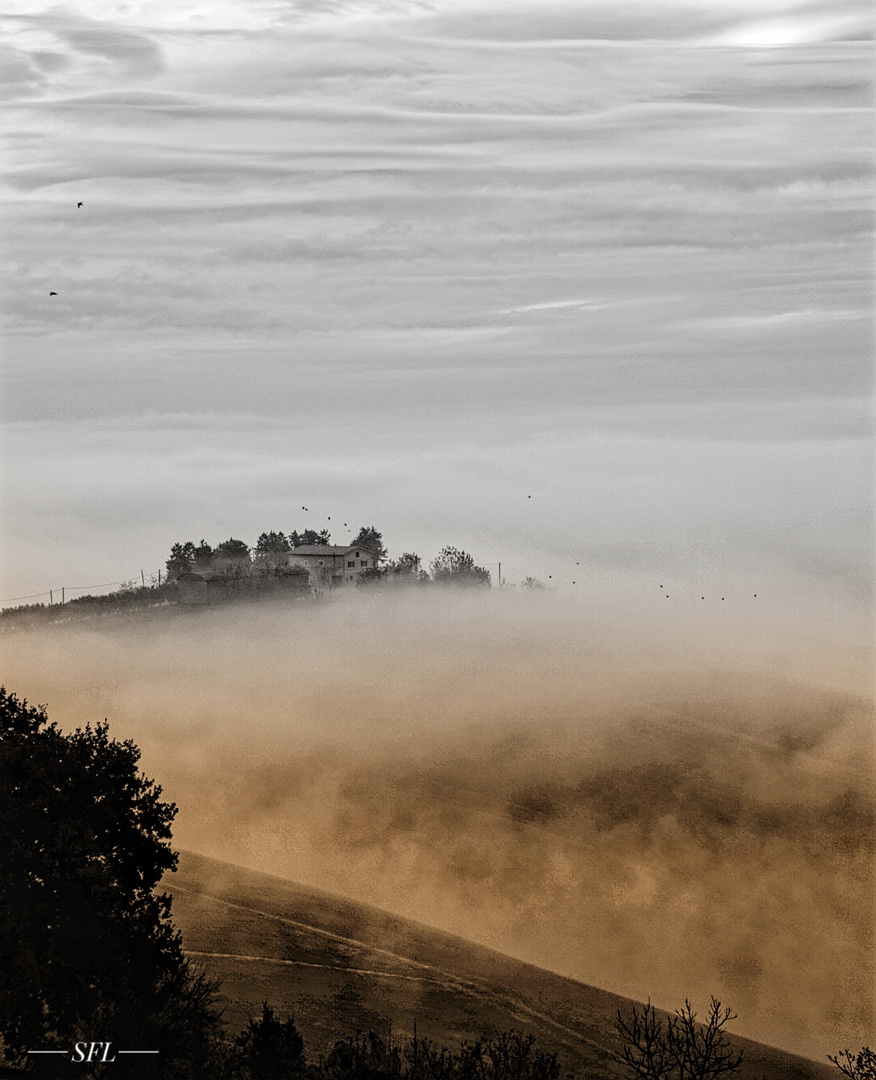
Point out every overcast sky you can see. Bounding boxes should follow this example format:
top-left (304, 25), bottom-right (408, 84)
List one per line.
top-left (1, 0), bottom-right (873, 650)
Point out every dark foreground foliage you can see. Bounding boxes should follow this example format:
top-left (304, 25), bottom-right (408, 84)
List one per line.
top-left (829, 1048), bottom-right (876, 1080)
top-left (0, 688), bottom-right (558, 1080)
top-left (0, 687), bottom-right (224, 1078)
top-left (3, 687), bottom-right (868, 1080)
top-left (614, 997), bottom-right (742, 1080)
top-left (217, 1010), bottom-right (560, 1080)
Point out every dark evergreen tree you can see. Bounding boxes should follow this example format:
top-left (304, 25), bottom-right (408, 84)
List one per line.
top-left (165, 540), bottom-right (196, 578)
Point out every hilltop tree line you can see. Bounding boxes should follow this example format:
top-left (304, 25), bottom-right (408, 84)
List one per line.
top-left (165, 526), bottom-right (491, 588)
top-left (3, 688), bottom-right (871, 1080)
top-left (165, 526), bottom-right (383, 579)
top-left (0, 528), bottom-right (492, 629)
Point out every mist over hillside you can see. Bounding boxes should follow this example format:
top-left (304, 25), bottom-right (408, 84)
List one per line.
top-left (2, 587), bottom-right (872, 1061)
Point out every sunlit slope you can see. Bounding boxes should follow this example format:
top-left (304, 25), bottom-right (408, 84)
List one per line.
top-left (170, 851), bottom-right (834, 1080)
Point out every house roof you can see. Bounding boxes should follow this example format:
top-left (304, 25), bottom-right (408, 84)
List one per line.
top-left (288, 545), bottom-right (353, 556)
top-left (288, 544), bottom-right (376, 557)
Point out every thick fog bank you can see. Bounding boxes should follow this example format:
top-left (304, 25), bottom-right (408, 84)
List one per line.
top-left (2, 588), bottom-right (873, 1059)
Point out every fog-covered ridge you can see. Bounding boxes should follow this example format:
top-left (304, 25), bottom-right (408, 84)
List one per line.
top-left (3, 587), bottom-right (872, 1060)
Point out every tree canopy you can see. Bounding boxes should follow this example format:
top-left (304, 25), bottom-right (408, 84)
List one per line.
top-left (228, 1003), bottom-right (306, 1080)
top-left (289, 529), bottom-right (330, 548)
top-left (166, 540), bottom-right (196, 578)
top-left (352, 526), bottom-right (386, 563)
top-left (0, 688), bottom-right (221, 1077)
top-left (161, 528), bottom-right (500, 596)
top-left (429, 546), bottom-right (491, 587)
top-left (214, 538), bottom-right (251, 563)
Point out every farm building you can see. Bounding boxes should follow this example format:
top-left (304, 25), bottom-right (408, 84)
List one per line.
top-left (284, 544), bottom-right (377, 588)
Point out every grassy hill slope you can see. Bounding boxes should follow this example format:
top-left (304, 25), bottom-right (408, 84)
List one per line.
top-left (170, 851), bottom-right (835, 1080)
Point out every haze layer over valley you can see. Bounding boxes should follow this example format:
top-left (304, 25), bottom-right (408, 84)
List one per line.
top-left (3, 588), bottom-right (872, 1062)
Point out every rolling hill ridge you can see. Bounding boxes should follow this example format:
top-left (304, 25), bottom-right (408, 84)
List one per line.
top-left (170, 851), bottom-right (836, 1080)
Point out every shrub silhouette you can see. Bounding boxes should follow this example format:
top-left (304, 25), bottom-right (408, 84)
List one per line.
top-left (228, 1003), bottom-right (306, 1080)
top-left (829, 1048), bottom-right (876, 1080)
top-left (615, 997), bottom-right (743, 1080)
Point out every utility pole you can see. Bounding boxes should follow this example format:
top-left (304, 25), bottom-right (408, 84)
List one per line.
top-left (498, 562), bottom-right (502, 586)
top-left (141, 569), bottom-right (145, 587)
top-left (61, 587), bottom-right (65, 604)
top-left (50, 590), bottom-right (53, 605)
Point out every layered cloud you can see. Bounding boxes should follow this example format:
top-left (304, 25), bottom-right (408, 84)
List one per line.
top-left (0, 0), bottom-right (872, 616)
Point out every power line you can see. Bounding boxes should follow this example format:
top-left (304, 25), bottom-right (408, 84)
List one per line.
top-left (1, 572), bottom-right (161, 608)
top-left (65, 580), bottom-right (131, 594)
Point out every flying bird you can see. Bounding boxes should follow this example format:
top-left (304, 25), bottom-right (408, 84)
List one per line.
top-left (77, 202), bottom-right (83, 208)
top-left (49, 291), bottom-right (57, 296)
top-left (301, 506), bottom-right (308, 511)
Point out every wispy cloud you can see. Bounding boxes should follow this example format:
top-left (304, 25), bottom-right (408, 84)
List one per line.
top-left (494, 298), bottom-right (603, 314)
top-left (0, 0), bottom-right (872, 615)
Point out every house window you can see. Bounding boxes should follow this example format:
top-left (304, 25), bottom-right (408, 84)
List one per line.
top-left (361, 559), bottom-right (369, 567)
top-left (347, 561), bottom-right (354, 568)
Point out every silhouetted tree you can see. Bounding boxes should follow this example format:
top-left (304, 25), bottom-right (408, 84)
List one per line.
top-left (320, 1027), bottom-right (559, 1080)
top-left (228, 1003), bottom-right (306, 1080)
top-left (192, 539), bottom-right (214, 568)
top-left (255, 531), bottom-right (290, 554)
top-left (0, 688), bottom-right (223, 1078)
top-left (387, 553), bottom-right (428, 581)
top-left (456, 1030), bottom-right (560, 1080)
top-left (614, 998), bottom-right (743, 1080)
top-left (430, 546), bottom-right (491, 587)
top-left (830, 1048), bottom-right (876, 1080)
top-left (324, 1030), bottom-right (401, 1080)
top-left (356, 553), bottom-right (429, 588)
top-left (254, 532), bottom-right (291, 575)
top-left (352, 526), bottom-right (386, 563)
top-left (166, 540), bottom-right (196, 578)
top-left (213, 539), bottom-right (252, 588)
top-left (290, 529), bottom-right (330, 547)
top-left (215, 538), bottom-right (251, 563)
